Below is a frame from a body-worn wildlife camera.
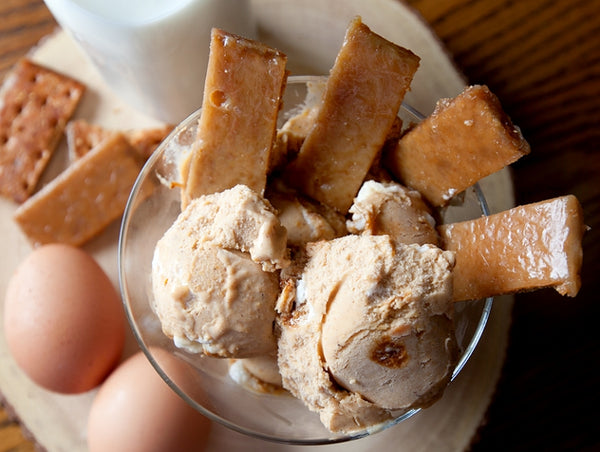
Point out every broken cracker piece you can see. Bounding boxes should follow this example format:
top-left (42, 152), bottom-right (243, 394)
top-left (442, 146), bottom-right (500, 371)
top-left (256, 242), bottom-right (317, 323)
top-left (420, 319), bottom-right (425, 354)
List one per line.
top-left (14, 133), bottom-right (143, 247)
top-left (438, 195), bottom-right (585, 301)
top-left (182, 28), bottom-right (287, 207)
top-left (65, 119), bottom-right (112, 161)
top-left (283, 17), bottom-right (420, 213)
top-left (0, 59), bottom-right (85, 202)
top-left (66, 119), bottom-right (173, 162)
top-left (126, 124), bottom-right (174, 160)
top-left (385, 84), bottom-right (530, 207)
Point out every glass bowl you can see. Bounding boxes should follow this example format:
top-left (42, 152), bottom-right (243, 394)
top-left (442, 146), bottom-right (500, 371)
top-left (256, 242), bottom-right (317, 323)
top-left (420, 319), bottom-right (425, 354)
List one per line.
top-left (118, 76), bottom-right (493, 445)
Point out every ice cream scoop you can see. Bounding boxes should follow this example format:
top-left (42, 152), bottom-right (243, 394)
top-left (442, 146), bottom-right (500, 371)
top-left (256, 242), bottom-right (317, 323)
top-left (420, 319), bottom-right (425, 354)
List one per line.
top-left (267, 185), bottom-right (346, 247)
top-left (277, 234), bottom-right (457, 432)
top-left (151, 184), bottom-right (288, 358)
top-left (347, 180), bottom-right (439, 246)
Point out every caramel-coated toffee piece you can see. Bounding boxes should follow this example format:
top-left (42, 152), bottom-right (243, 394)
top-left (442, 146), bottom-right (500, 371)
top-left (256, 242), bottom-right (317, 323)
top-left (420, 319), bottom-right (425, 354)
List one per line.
top-left (283, 17), bottom-right (420, 213)
top-left (14, 133), bottom-right (143, 247)
top-left (0, 59), bottom-right (85, 202)
top-left (182, 28), bottom-right (287, 208)
top-left (385, 85), bottom-right (530, 207)
top-left (438, 195), bottom-right (585, 301)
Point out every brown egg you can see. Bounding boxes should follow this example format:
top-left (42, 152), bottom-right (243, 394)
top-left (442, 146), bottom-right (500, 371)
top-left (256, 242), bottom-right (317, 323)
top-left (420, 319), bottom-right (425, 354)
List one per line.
top-left (3, 243), bottom-right (125, 394)
top-left (87, 348), bottom-right (212, 452)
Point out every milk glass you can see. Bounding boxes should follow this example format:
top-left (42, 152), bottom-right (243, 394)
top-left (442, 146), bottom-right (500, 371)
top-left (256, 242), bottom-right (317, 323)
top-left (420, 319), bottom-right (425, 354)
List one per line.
top-left (43, 0), bottom-right (255, 123)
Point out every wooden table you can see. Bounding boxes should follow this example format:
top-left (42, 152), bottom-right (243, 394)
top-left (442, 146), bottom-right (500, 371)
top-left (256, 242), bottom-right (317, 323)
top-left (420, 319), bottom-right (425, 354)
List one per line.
top-left (1, 0), bottom-right (598, 450)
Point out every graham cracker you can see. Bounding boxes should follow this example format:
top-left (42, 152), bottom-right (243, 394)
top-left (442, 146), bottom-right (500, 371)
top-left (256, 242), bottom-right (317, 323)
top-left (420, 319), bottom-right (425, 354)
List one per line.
top-left (65, 119), bottom-right (112, 161)
top-left (125, 124), bottom-right (174, 160)
top-left (66, 119), bottom-right (173, 162)
top-left (0, 59), bottom-right (85, 202)
top-left (14, 133), bottom-right (143, 247)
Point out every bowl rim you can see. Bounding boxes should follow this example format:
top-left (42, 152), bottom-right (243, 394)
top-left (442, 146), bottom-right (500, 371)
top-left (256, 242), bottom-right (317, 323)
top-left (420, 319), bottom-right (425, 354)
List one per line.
top-left (118, 75), bottom-right (494, 445)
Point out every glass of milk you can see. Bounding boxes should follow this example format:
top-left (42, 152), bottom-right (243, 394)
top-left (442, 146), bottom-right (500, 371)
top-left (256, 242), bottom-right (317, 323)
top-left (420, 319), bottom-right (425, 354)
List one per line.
top-left (43, 0), bottom-right (255, 123)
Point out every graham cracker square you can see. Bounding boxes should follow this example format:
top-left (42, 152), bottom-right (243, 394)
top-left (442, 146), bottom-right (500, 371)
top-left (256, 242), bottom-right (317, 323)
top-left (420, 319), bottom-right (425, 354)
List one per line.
top-left (0, 58), bottom-right (85, 202)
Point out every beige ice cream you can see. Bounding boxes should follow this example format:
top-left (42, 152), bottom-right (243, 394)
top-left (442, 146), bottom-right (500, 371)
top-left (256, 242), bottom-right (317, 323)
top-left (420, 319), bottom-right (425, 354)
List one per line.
top-left (347, 180), bottom-right (439, 246)
top-left (151, 184), bottom-right (288, 358)
top-left (276, 234), bottom-right (457, 432)
top-left (228, 354), bottom-right (284, 394)
top-left (267, 185), bottom-right (347, 248)
top-left (227, 182), bottom-right (347, 392)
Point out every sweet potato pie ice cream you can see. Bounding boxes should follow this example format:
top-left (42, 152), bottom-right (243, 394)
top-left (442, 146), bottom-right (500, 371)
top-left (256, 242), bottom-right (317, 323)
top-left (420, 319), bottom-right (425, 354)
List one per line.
top-left (276, 235), bottom-right (457, 431)
top-left (149, 19), bottom-right (585, 435)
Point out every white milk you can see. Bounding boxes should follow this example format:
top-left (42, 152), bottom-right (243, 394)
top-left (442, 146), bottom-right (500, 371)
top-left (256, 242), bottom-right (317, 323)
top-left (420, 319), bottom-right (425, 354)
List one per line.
top-left (43, 0), bottom-right (255, 123)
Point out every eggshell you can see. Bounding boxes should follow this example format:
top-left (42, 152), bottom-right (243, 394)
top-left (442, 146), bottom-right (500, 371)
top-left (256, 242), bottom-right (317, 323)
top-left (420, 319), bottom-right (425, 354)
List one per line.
top-left (3, 243), bottom-right (125, 394)
top-left (87, 348), bottom-right (211, 452)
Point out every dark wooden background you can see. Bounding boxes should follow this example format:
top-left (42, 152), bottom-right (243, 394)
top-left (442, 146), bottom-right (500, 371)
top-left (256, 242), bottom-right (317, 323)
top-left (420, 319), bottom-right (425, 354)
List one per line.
top-left (1, 0), bottom-right (599, 450)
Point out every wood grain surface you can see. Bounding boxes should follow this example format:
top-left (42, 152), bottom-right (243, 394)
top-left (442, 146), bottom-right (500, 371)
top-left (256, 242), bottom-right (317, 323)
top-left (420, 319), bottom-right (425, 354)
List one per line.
top-left (1, 0), bottom-right (599, 451)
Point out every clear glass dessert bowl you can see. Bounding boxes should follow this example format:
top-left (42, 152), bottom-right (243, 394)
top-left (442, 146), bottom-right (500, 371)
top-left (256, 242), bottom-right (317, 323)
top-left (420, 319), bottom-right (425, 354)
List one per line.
top-left (118, 76), bottom-right (493, 445)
